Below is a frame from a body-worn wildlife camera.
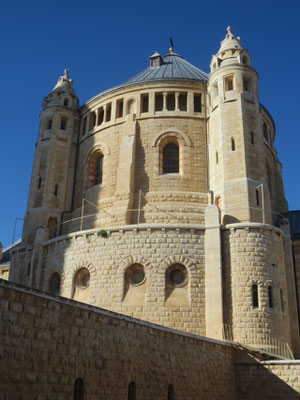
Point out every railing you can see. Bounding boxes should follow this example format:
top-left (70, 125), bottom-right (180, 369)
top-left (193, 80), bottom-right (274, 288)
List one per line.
top-left (222, 324), bottom-right (294, 360)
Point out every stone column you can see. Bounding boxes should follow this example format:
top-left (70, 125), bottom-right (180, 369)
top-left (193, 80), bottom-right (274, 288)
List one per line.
top-left (205, 205), bottom-right (223, 340)
top-left (175, 92), bottom-right (180, 111)
top-left (163, 92), bottom-right (167, 111)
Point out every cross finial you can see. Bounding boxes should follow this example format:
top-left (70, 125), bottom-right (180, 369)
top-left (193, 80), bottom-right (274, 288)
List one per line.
top-left (169, 37), bottom-right (174, 52)
top-left (227, 26), bottom-right (233, 34)
top-left (64, 68), bottom-right (69, 79)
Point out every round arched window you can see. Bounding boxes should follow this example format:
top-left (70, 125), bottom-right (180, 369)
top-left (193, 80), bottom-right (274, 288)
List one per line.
top-left (49, 272), bottom-right (61, 295)
top-left (74, 268), bottom-right (90, 288)
top-left (125, 264), bottom-right (145, 286)
top-left (166, 264), bottom-right (188, 287)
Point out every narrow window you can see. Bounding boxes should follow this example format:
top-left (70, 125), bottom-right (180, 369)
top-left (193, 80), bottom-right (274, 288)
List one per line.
top-left (243, 56), bottom-right (248, 64)
top-left (250, 131), bottom-right (254, 145)
top-left (168, 384), bottom-right (174, 400)
top-left (128, 382), bottom-right (136, 400)
top-left (194, 93), bottom-right (202, 112)
top-left (27, 262), bottom-right (31, 277)
top-left (97, 108), bottom-right (104, 125)
top-left (268, 286), bottom-right (273, 308)
top-left (106, 104), bottom-right (111, 122)
top-left (167, 93), bottom-right (175, 111)
top-left (95, 155), bottom-right (103, 185)
top-left (179, 93), bottom-right (187, 111)
top-left (225, 76), bottom-right (234, 91)
top-left (47, 217), bottom-right (57, 240)
top-left (213, 82), bottom-right (218, 99)
top-left (54, 184), bottom-right (58, 197)
top-left (216, 151), bottom-right (218, 164)
top-left (74, 378), bottom-right (85, 400)
top-left (280, 289), bottom-right (285, 312)
top-left (89, 112), bottom-right (96, 130)
top-left (266, 163), bottom-right (272, 198)
top-left (49, 272), bottom-right (61, 296)
top-left (116, 99), bottom-right (123, 118)
top-left (256, 189), bottom-right (260, 206)
top-left (63, 98), bottom-right (69, 107)
top-left (60, 117), bottom-right (67, 130)
top-left (38, 177), bottom-right (42, 190)
top-left (47, 119), bottom-right (52, 130)
top-left (155, 93), bottom-right (163, 111)
top-left (263, 122), bottom-right (268, 142)
top-left (231, 138), bottom-right (235, 151)
top-left (141, 94), bottom-right (149, 113)
top-left (82, 117), bottom-right (87, 136)
top-left (243, 77), bottom-right (250, 91)
top-left (163, 143), bottom-right (179, 173)
top-left (252, 284), bottom-right (259, 308)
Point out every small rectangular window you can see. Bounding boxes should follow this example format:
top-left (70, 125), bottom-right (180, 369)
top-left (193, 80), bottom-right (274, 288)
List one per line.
top-left (106, 103), bottom-right (111, 122)
top-left (89, 111), bottom-right (96, 130)
top-left (252, 285), bottom-right (259, 308)
top-left (194, 94), bottom-right (202, 112)
top-left (231, 138), bottom-right (235, 151)
top-left (243, 77), bottom-right (251, 91)
top-left (141, 94), bottom-right (149, 113)
top-left (250, 131), bottom-right (254, 145)
top-left (166, 93), bottom-right (175, 111)
top-left (225, 76), bottom-right (234, 91)
top-left (155, 93), bottom-right (163, 111)
top-left (60, 117), bottom-right (67, 130)
top-left (47, 119), bottom-right (52, 130)
top-left (116, 99), bottom-right (123, 118)
top-left (268, 286), bottom-right (273, 308)
top-left (280, 289), bottom-right (284, 312)
top-left (82, 116), bottom-right (87, 136)
top-left (263, 122), bottom-right (268, 142)
top-left (97, 108), bottom-right (104, 125)
top-left (179, 93), bottom-right (187, 111)
top-left (256, 189), bottom-right (260, 206)
top-left (54, 184), bottom-right (58, 196)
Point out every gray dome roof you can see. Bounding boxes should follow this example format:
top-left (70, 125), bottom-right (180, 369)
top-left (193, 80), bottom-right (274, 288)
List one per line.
top-left (124, 52), bottom-right (208, 85)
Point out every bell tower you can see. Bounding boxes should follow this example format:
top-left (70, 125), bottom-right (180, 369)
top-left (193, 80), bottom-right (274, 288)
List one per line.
top-left (22, 69), bottom-right (80, 244)
top-left (207, 27), bottom-right (272, 224)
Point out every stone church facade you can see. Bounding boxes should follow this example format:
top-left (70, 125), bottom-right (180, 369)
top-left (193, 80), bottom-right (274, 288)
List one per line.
top-left (9, 27), bottom-right (300, 363)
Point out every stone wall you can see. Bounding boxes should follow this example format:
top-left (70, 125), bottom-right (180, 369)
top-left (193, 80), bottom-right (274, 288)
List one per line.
top-left (235, 360), bottom-right (300, 399)
top-left (0, 279), bottom-right (235, 399)
top-left (292, 241), bottom-right (300, 318)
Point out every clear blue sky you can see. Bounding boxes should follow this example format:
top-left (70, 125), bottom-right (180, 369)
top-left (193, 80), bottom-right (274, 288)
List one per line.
top-left (1, 0), bottom-right (300, 248)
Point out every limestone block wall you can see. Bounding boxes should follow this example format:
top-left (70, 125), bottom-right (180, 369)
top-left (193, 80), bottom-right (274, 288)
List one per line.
top-left (223, 224), bottom-right (291, 346)
top-left (0, 279), bottom-right (235, 399)
top-left (39, 225), bottom-right (206, 335)
top-left (235, 361), bottom-right (300, 399)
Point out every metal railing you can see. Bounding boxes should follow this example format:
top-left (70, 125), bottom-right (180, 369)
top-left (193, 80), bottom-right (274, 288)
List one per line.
top-left (222, 323), bottom-right (294, 360)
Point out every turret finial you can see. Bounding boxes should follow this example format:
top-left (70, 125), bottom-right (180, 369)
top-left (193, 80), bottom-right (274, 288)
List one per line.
top-left (64, 68), bottom-right (69, 79)
top-left (227, 26), bottom-right (233, 34)
top-left (169, 37), bottom-right (174, 53)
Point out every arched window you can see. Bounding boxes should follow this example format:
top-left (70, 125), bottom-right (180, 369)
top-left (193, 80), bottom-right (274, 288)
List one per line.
top-left (72, 268), bottom-right (90, 303)
top-left (128, 382), bottom-right (136, 400)
top-left (63, 98), bottom-right (69, 107)
top-left (74, 378), bottom-right (84, 400)
top-left (168, 384), bottom-right (174, 400)
top-left (252, 284), bottom-right (259, 308)
top-left (268, 286), bottom-right (273, 308)
top-left (163, 143), bottom-right (179, 173)
top-left (88, 152), bottom-right (104, 187)
top-left (49, 272), bottom-right (61, 295)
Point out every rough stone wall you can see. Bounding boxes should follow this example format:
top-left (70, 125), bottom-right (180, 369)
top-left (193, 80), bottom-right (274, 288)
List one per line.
top-left (292, 241), bottom-right (300, 318)
top-left (39, 225), bottom-right (206, 335)
top-left (235, 361), bottom-right (300, 399)
top-left (223, 225), bottom-right (291, 346)
top-left (0, 279), bottom-right (235, 400)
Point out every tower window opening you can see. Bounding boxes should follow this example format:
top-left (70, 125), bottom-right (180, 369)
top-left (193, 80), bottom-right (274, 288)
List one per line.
top-left (231, 138), bottom-right (235, 151)
top-left (243, 77), bottom-right (250, 91)
top-left (252, 284), bottom-right (259, 308)
top-left (263, 122), bottom-right (268, 142)
top-left (60, 117), bottom-right (67, 130)
top-left (89, 111), bottom-right (96, 130)
top-left (280, 289), bottom-right (285, 312)
top-left (243, 56), bottom-right (248, 64)
top-left (168, 384), bottom-right (174, 400)
top-left (82, 116), bottom-right (87, 136)
top-left (74, 378), bottom-right (85, 400)
top-left (54, 184), bottom-right (58, 197)
top-left (106, 103), bottom-right (111, 122)
top-left (128, 381), bottom-right (136, 400)
top-left (268, 286), bottom-right (274, 309)
top-left (47, 119), bottom-right (52, 130)
top-left (225, 76), bottom-right (234, 91)
top-left (155, 93), bottom-right (163, 111)
top-left (216, 151), bottom-right (219, 164)
top-left (97, 108), bottom-right (104, 125)
top-left (27, 262), bottom-right (31, 277)
top-left (167, 93), bottom-right (175, 111)
top-left (95, 155), bottom-right (103, 185)
top-left (47, 217), bottom-right (57, 240)
top-left (250, 131), bottom-right (254, 145)
top-left (63, 98), bottom-right (69, 107)
top-left (194, 93), bottom-right (202, 112)
top-left (141, 94), bottom-right (149, 113)
top-left (179, 93), bottom-right (187, 111)
top-left (38, 177), bottom-right (42, 190)
top-left (213, 82), bottom-right (219, 99)
top-left (116, 99), bottom-right (123, 118)
top-left (256, 189), bottom-right (260, 206)
top-left (163, 143), bottom-right (179, 174)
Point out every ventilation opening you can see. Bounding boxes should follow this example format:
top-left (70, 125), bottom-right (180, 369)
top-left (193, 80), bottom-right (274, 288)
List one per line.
top-left (256, 189), bottom-right (260, 206)
top-left (141, 94), bottom-right (149, 113)
top-left (194, 93), bottom-right (202, 112)
top-left (268, 286), bottom-right (273, 308)
top-left (250, 131), bottom-right (254, 145)
top-left (216, 151), bottom-right (218, 164)
top-left (54, 184), bottom-right (58, 197)
top-left (231, 138), bottom-right (235, 151)
top-left (155, 93), bottom-right (163, 111)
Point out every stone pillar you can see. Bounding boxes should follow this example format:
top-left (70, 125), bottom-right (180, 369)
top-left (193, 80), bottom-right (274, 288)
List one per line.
top-left (175, 92), bottom-right (180, 111)
top-left (280, 218), bottom-right (300, 358)
top-left (205, 205), bottom-right (223, 340)
top-left (163, 92), bottom-right (167, 111)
